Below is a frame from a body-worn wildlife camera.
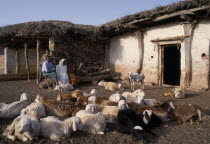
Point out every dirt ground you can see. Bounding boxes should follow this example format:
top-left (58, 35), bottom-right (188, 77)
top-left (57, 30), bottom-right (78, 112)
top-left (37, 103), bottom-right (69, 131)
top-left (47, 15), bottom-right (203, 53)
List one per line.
top-left (0, 79), bottom-right (210, 144)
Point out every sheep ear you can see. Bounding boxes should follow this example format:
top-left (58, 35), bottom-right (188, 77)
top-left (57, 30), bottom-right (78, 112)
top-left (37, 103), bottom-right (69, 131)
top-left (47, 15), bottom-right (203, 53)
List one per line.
top-left (72, 120), bottom-right (77, 131)
top-left (31, 122), bottom-right (35, 131)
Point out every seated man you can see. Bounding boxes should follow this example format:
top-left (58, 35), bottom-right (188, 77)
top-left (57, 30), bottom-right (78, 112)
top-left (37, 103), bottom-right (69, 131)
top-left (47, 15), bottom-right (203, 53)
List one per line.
top-left (42, 56), bottom-right (59, 89)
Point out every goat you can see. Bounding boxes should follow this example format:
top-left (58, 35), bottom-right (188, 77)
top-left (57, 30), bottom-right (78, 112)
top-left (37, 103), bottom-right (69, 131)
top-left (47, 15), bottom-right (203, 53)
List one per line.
top-left (128, 72), bottom-right (145, 91)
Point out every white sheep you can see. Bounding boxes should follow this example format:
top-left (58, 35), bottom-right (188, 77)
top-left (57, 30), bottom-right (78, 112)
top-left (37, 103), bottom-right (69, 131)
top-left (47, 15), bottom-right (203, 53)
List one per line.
top-left (40, 116), bottom-right (82, 141)
top-left (0, 93), bottom-right (30, 118)
top-left (76, 110), bottom-right (106, 135)
top-left (83, 89), bottom-right (97, 97)
top-left (3, 115), bottom-right (40, 141)
top-left (128, 72), bottom-right (145, 91)
top-left (122, 89), bottom-right (145, 99)
top-left (109, 92), bottom-right (123, 102)
top-left (85, 104), bottom-right (119, 123)
top-left (55, 84), bottom-right (74, 92)
top-left (98, 80), bottom-right (122, 91)
top-left (125, 95), bottom-right (162, 106)
top-left (20, 98), bottom-right (46, 119)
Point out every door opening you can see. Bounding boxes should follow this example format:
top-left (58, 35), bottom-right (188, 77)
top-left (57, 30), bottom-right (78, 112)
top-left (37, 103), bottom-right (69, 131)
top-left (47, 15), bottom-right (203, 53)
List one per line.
top-left (163, 45), bottom-right (181, 86)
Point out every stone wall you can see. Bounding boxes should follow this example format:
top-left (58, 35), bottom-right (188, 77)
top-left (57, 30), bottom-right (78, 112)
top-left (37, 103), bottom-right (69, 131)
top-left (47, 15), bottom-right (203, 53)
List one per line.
top-left (53, 36), bottom-right (106, 69)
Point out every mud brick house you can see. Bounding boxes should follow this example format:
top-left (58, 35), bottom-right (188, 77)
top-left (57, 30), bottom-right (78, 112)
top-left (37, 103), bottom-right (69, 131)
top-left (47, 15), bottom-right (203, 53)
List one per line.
top-left (0, 0), bottom-right (210, 89)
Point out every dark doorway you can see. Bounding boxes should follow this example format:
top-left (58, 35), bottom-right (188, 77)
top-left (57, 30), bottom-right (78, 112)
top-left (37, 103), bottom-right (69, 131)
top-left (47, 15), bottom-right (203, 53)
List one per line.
top-left (163, 45), bottom-right (181, 86)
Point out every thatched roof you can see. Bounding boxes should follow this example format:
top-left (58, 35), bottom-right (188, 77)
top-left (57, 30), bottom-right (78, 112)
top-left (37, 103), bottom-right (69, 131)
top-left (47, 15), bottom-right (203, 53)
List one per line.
top-left (0, 0), bottom-right (210, 42)
top-left (0, 20), bottom-right (100, 41)
top-left (100, 0), bottom-right (210, 33)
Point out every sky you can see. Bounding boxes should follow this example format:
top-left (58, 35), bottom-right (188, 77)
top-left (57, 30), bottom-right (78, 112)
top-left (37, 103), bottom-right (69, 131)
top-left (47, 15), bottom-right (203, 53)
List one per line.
top-left (0, 0), bottom-right (180, 27)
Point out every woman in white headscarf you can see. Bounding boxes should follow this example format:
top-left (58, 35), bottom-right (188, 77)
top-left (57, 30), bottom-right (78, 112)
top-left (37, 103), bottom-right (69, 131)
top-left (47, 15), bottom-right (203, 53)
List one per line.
top-left (56, 59), bottom-right (69, 85)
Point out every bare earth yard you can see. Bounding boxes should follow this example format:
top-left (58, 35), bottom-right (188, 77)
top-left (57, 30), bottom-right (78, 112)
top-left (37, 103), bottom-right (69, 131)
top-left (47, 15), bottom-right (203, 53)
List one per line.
top-left (0, 80), bottom-right (210, 144)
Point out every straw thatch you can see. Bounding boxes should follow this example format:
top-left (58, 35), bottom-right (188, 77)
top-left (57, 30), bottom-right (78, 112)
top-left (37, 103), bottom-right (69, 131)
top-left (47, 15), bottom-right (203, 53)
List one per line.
top-left (0, 0), bottom-right (209, 42)
top-left (101, 0), bottom-right (210, 32)
top-left (0, 20), bottom-right (100, 42)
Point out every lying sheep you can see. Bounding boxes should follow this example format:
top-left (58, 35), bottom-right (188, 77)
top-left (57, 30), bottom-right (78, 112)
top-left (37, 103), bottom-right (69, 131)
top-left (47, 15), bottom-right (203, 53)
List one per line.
top-left (83, 89), bottom-right (97, 97)
top-left (0, 93), bottom-right (30, 118)
top-left (162, 90), bottom-right (174, 98)
top-left (36, 94), bottom-right (86, 117)
top-left (124, 96), bottom-right (162, 107)
top-left (174, 88), bottom-right (185, 99)
top-left (174, 104), bottom-right (202, 124)
top-left (122, 89), bottom-right (145, 99)
top-left (162, 88), bottom-right (185, 99)
top-left (88, 96), bottom-right (117, 106)
top-left (56, 89), bottom-right (84, 101)
top-left (128, 72), bottom-right (145, 91)
top-left (98, 80), bottom-right (122, 91)
top-left (139, 110), bottom-right (163, 130)
top-left (136, 101), bottom-right (175, 122)
top-left (40, 116), bottom-right (82, 141)
top-left (109, 92), bottom-right (123, 102)
top-left (3, 115), bottom-right (40, 141)
top-left (116, 109), bottom-right (155, 142)
top-left (76, 110), bottom-right (106, 135)
top-left (20, 98), bottom-right (46, 119)
top-left (85, 104), bottom-right (119, 123)
top-left (56, 84), bottom-right (74, 92)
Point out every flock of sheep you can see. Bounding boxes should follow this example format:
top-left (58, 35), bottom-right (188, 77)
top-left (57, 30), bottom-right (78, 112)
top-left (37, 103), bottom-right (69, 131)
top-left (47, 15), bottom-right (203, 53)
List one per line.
top-left (0, 72), bottom-right (203, 142)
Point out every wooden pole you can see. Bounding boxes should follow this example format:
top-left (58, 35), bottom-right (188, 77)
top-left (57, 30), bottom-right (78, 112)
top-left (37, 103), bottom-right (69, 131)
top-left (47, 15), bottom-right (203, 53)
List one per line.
top-left (15, 50), bottom-right (18, 74)
top-left (135, 30), bottom-right (144, 73)
top-left (24, 41), bottom-right (30, 82)
top-left (36, 39), bottom-right (40, 83)
top-left (104, 39), bottom-right (110, 69)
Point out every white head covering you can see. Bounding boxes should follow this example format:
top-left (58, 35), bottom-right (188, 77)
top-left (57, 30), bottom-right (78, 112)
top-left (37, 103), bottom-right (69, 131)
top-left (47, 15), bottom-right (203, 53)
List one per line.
top-left (56, 59), bottom-right (69, 85)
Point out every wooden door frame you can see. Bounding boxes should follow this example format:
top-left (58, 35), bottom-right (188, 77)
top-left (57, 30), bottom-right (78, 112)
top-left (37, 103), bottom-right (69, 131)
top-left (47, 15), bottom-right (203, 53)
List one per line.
top-left (158, 44), bottom-right (181, 86)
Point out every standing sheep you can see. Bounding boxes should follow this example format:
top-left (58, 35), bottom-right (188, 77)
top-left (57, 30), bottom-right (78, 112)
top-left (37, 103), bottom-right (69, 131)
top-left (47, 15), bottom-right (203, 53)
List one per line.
top-left (40, 116), bottom-right (82, 141)
top-left (128, 72), bottom-right (145, 91)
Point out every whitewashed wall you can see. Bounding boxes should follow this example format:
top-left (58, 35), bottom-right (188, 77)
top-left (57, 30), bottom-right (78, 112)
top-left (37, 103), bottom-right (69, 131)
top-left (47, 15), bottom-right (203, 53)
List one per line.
top-left (109, 32), bottom-right (139, 77)
top-left (109, 19), bottom-right (210, 89)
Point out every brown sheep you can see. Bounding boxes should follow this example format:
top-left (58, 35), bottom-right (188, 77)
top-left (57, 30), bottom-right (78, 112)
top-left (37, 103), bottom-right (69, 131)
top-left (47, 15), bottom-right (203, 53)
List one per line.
top-left (136, 101), bottom-right (175, 122)
top-left (126, 101), bottom-right (138, 112)
top-left (174, 104), bottom-right (202, 124)
top-left (36, 94), bottom-right (85, 117)
top-left (95, 99), bottom-right (118, 106)
top-left (57, 90), bottom-right (84, 101)
top-left (162, 90), bottom-right (174, 98)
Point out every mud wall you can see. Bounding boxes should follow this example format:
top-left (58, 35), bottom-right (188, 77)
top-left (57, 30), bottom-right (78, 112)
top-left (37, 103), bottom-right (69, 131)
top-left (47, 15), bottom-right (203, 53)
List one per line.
top-left (109, 19), bottom-right (210, 89)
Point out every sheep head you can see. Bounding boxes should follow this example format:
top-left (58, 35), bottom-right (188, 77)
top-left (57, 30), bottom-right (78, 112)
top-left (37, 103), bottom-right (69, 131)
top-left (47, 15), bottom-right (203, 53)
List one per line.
top-left (118, 100), bottom-right (129, 110)
top-left (72, 90), bottom-right (84, 98)
top-left (20, 93), bottom-right (28, 101)
top-left (142, 110), bottom-right (153, 125)
top-left (35, 94), bottom-right (45, 103)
